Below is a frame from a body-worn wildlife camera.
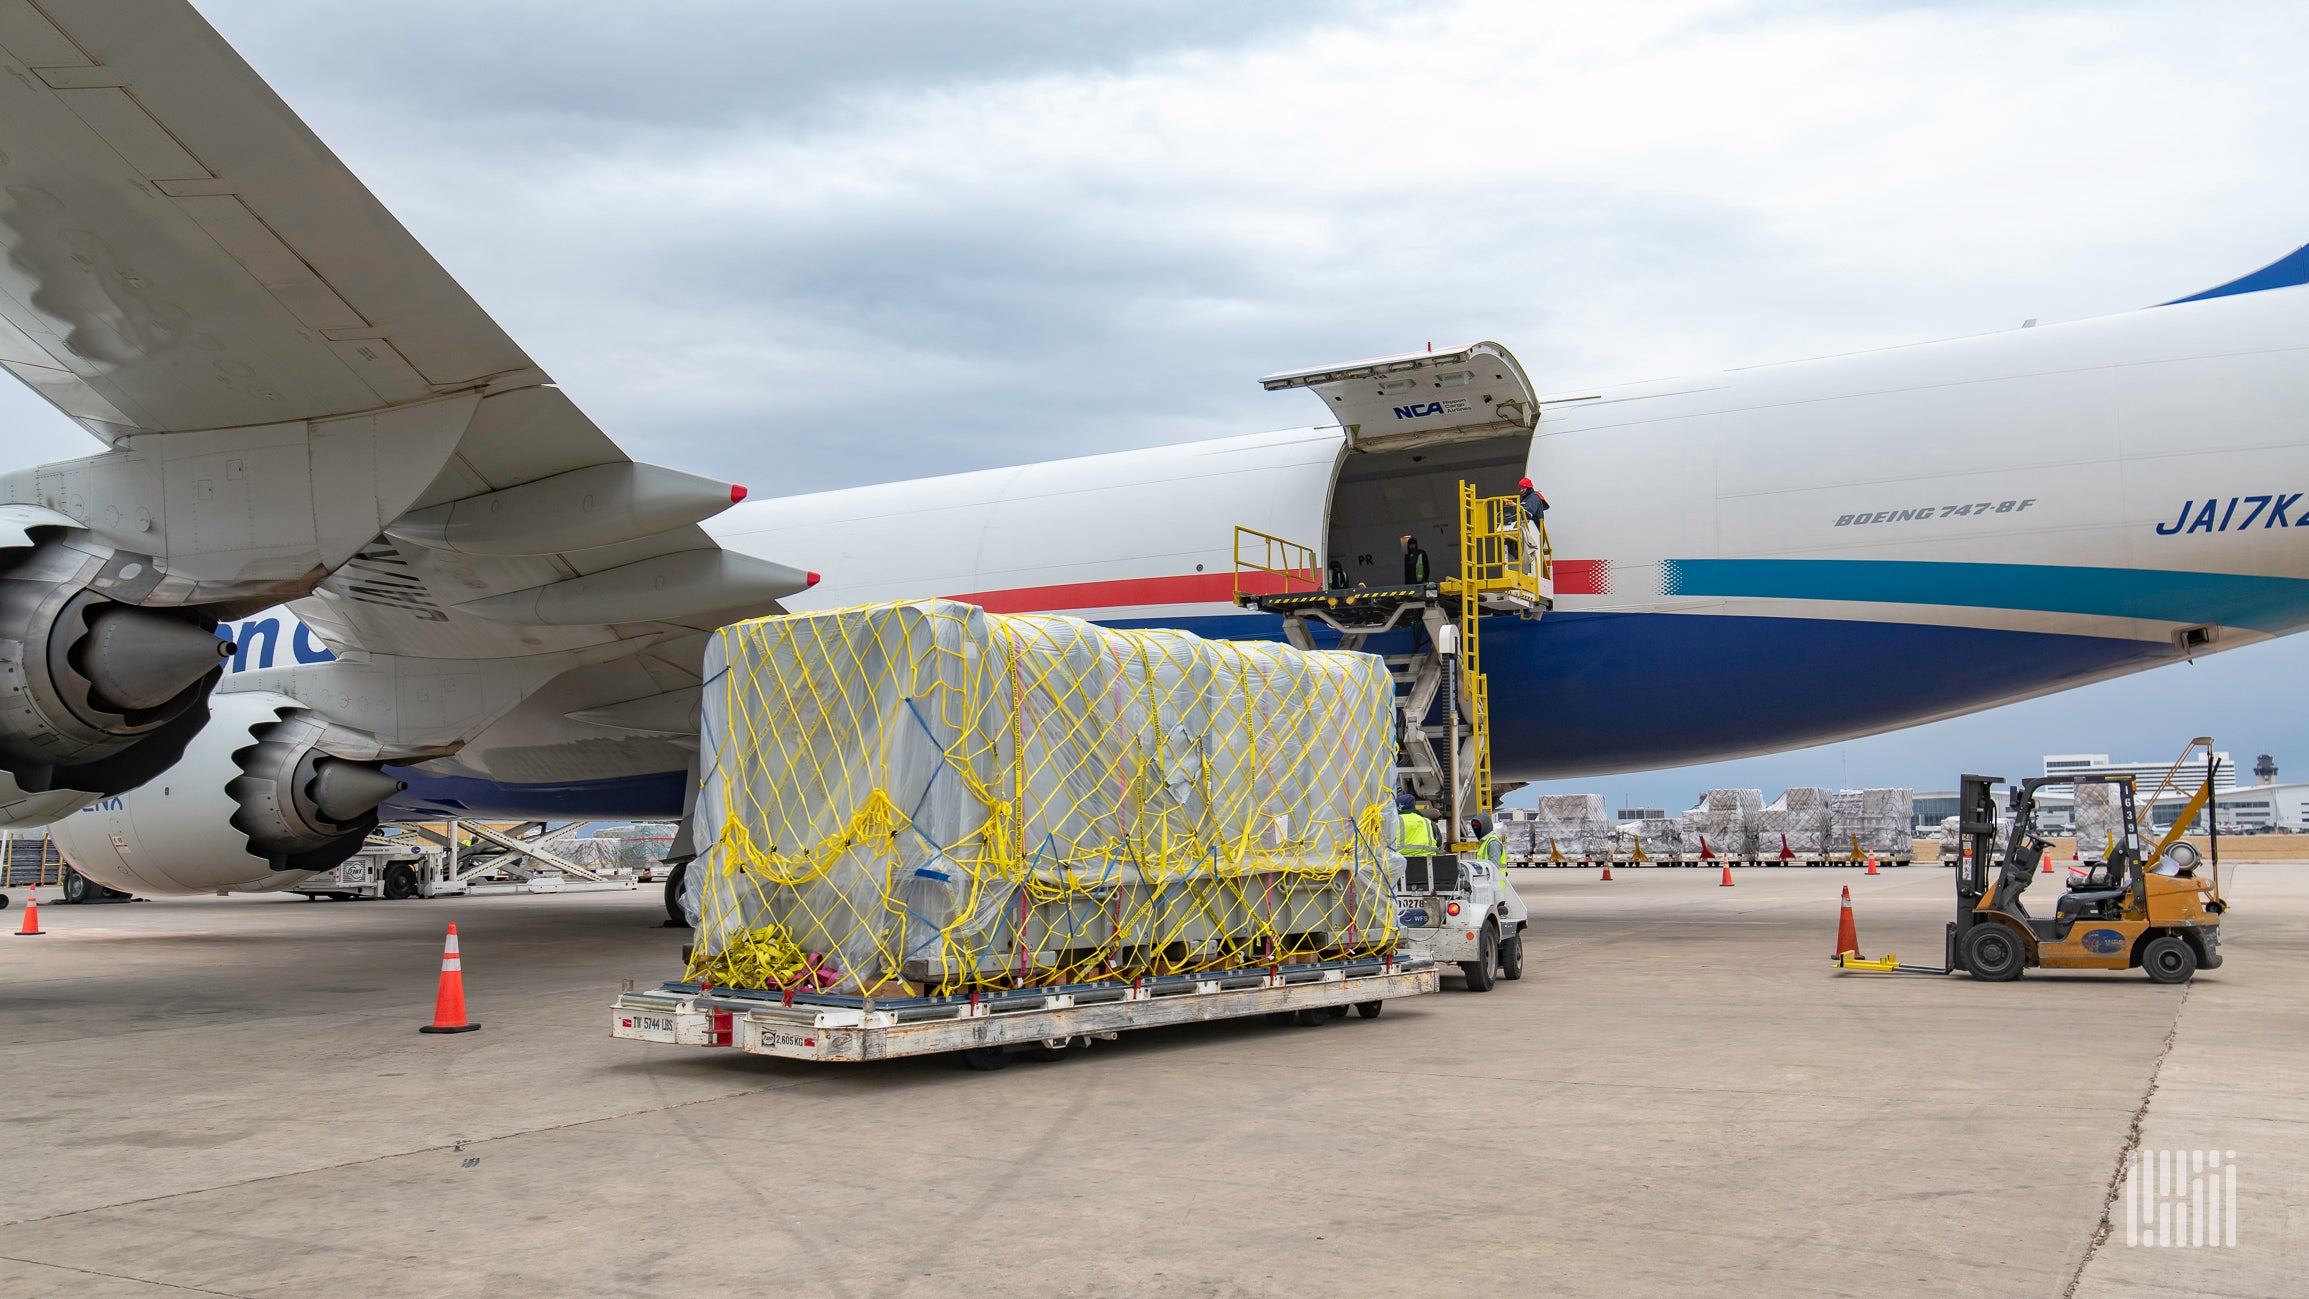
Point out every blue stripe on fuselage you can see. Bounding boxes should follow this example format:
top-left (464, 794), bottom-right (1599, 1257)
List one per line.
top-left (380, 608), bottom-right (2177, 817)
top-left (1659, 559), bottom-right (2309, 635)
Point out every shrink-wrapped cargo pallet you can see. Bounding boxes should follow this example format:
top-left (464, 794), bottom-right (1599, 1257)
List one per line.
top-left (686, 600), bottom-right (1399, 994)
top-left (615, 822), bottom-right (680, 872)
top-left (1682, 789), bottom-right (1761, 860)
top-left (1938, 815), bottom-right (1962, 860)
top-left (1532, 793), bottom-right (1612, 861)
top-left (1830, 788), bottom-right (1914, 859)
top-left (1501, 819), bottom-right (1537, 861)
top-left (1759, 787), bottom-right (1835, 860)
top-left (1623, 817), bottom-right (1684, 862)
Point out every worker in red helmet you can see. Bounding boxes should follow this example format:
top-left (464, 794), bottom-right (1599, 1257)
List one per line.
top-left (1516, 476), bottom-right (1548, 522)
top-left (1512, 476), bottom-right (1549, 574)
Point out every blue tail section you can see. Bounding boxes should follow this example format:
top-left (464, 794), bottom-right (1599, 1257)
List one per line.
top-left (2162, 243), bottom-right (2309, 306)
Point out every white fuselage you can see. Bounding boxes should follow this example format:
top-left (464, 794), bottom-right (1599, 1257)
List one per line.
top-left (61, 283), bottom-right (2309, 895)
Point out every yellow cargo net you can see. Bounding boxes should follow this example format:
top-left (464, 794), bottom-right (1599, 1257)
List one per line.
top-left (686, 600), bottom-right (1399, 995)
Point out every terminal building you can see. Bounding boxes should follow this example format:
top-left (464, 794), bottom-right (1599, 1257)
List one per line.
top-left (2029, 751), bottom-right (2305, 834)
top-left (2042, 752), bottom-right (2239, 794)
top-left (1912, 755), bottom-right (2302, 835)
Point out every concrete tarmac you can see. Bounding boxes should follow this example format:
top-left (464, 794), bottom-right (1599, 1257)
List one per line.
top-left (1, 864), bottom-right (2301, 1298)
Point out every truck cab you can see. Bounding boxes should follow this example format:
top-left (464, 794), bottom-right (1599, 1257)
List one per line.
top-left (1393, 852), bottom-right (1528, 990)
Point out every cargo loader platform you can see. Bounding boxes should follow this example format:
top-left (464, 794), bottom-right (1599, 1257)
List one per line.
top-left (613, 954), bottom-right (1439, 1064)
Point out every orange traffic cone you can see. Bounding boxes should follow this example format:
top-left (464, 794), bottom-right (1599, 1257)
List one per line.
top-left (15, 896), bottom-right (42, 936)
top-left (1834, 885), bottom-right (1862, 958)
top-left (1600, 862), bottom-right (1614, 881)
top-left (419, 923), bottom-right (480, 1034)
top-left (1864, 852), bottom-right (1880, 876)
top-left (1719, 862), bottom-right (1735, 887)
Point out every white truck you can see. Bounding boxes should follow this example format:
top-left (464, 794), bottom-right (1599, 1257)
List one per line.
top-left (1393, 852), bottom-right (1529, 990)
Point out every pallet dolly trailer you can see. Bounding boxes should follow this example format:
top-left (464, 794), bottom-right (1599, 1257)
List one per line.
top-left (612, 954), bottom-right (1439, 1066)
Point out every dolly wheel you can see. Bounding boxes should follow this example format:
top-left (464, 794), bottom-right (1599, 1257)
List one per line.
top-left (954, 1046), bottom-right (1011, 1071)
top-left (1353, 1001), bottom-right (1383, 1019)
top-left (1019, 1038), bottom-right (1073, 1062)
top-left (1962, 924), bottom-right (2026, 982)
top-left (2140, 935), bottom-right (2198, 985)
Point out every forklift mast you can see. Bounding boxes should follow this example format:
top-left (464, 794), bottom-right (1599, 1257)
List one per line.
top-left (1954, 774), bottom-right (2001, 919)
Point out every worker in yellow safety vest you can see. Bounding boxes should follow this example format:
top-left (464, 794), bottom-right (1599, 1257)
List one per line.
top-left (1396, 795), bottom-right (1437, 852)
top-left (1475, 816), bottom-right (1506, 867)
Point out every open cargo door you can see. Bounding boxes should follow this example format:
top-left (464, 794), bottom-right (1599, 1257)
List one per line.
top-left (1260, 342), bottom-right (1539, 452)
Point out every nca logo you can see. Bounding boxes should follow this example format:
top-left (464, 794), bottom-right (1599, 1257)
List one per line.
top-left (1391, 396), bottom-right (1474, 421)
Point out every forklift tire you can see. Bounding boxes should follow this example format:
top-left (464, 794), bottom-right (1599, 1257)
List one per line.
top-left (1354, 1001), bottom-right (1383, 1019)
top-left (382, 863), bottom-right (420, 900)
top-left (1962, 923), bottom-right (2026, 982)
top-left (1499, 932), bottom-right (1525, 981)
top-left (2139, 934), bottom-right (2198, 984)
top-left (662, 862), bottom-right (691, 928)
top-left (1461, 926), bottom-right (1498, 992)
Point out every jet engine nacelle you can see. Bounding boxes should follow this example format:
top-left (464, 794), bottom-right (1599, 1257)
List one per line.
top-left (49, 691), bottom-right (406, 896)
top-left (0, 526), bottom-right (235, 827)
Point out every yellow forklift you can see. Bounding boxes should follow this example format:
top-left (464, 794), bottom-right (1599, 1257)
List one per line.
top-left (1946, 749), bottom-right (2227, 983)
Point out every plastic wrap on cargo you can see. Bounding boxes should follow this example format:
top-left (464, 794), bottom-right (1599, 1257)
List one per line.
top-left (1761, 787), bottom-right (1834, 857)
top-left (1829, 788), bottom-right (1913, 858)
top-left (1938, 816), bottom-right (1961, 856)
top-left (1682, 789), bottom-right (1761, 858)
top-left (1531, 792), bottom-right (1612, 860)
top-left (612, 822), bottom-right (679, 871)
top-left (687, 600), bottom-right (1399, 993)
top-left (1624, 817), bottom-right (1683, 860)
top-left (555, 839), bottom-right (628, 869)
top-left (2072, 782), bottom-right (2128, 861)
top-left (1501, 819), bottom-right (1536, 859)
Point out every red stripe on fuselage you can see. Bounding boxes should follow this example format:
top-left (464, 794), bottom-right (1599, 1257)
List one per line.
top-left (1553, 559), bottom-right (1606, 596)
top-left (949, 563), bottom-right (1603, 613)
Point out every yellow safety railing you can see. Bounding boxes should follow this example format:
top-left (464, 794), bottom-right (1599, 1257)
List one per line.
top-left (1232, 525), bottom-right (1322, 602)
top-left (1446, 484), bottom-right (1548, 602)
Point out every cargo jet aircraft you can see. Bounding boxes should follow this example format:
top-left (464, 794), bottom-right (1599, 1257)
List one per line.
top-left (10, 3), bottom-right (2308, 900)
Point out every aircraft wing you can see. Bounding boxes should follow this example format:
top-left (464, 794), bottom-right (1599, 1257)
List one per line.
top-left (0, 2), bottom-right (809, 774)
top-left (0, 0), bottom-right (535, 441)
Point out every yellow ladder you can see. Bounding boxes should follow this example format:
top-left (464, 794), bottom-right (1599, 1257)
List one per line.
top-left (1440, 481), bottom-right (1544, 845)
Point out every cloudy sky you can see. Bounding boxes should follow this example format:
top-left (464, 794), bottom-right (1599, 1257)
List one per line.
top-left (5, 0), bottom-right (2306, 805)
